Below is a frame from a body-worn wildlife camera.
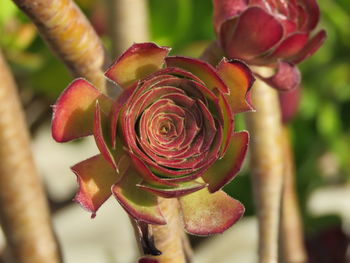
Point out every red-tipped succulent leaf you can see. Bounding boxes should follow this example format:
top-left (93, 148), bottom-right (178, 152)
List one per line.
top-left (112, 167), bottom-right (166, 225)
top-left (213, 0), bottom-right (326, 90)
top-left (105, 43), bottom-right (170, 89)
top-left (179, 186), bottom-right (245, 235)
top-left (52, 42), bottom-right (254, 238)
top-left (52, 78), bottom-right (112, 142)
top-left (71, 154), bottom-right (120, 218)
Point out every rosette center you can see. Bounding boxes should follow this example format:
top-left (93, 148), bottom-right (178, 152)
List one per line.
top-left (123, 76), bottom-right (223, 173)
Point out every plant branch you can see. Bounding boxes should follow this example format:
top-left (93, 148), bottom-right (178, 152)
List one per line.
top-left (106, 0), bottom-right (150, 57)
top-left (0, 50), bottom-right (61, 263)
top-left (245, 70), bottom-right (284, 263)
top-left (147, 198), bottom-right (187, 263)
top-left (12, 0), bottom-right (106, 92)
top-left (130, 199), bottom-right (188, 263)
top-left (280, 127), bottom-right (307, 263)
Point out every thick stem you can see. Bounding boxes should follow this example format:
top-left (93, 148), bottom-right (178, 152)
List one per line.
top-left (106, 0), bottom-right (150, 57)
top-left (130, 199), bottom-right (188, 263)
top-left (280, 127), bottom-right (307, 263)
top-left (12, 0), bottom-right (106, 92)
top-left (148, 199), bottom-right (187, 263)
top-left (0, 51), bottom-right (61, 263)
top-left (245, 71), bottom-right (284, 263)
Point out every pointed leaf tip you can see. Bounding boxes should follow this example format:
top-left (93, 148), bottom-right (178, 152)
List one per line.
top-left (290, 30), bottom-right (327, 64)
top-left (72, 154), bottom-right (120, 216)
top-left (258, 62), bottom-right (301, 91)
top-left (217, 58), bottom-right (255, 113)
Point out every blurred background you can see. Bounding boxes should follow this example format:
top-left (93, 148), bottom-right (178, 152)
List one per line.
top-left (0, 0), bottom-right (349, 262)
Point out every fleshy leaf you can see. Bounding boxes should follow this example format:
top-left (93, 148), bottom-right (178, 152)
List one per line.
top-left (213, 0), bottom-right (248, 34)
top-left (94, 101), bottom-right (117, 169)
top-left (165, 56), bottom-right (229, 94)
top-left (268, 33), bottom-right (308, 60)
top-left (289, 30), bottom-right (327, 64)
top-left (137, 181), bottom-right (207, 198)
top-left (142, 66), bottom-right (205, 85)
top-left (217, 91), bottom-right (234, 157)
top-left (216, 58), bottom-right (255, 113)
top-left (299, 0), bottom-right (320, 31)
top-left (279, 86), bottom-right (300, 123)
top-left (105, 43), bottom-right (170, 89)
top-left (222, 7), bottom-right (283, 60)
top-left (112, 168), bottom-right (166, 225)
top-left (202, 131), bottom-right (249, 192)
top-left (110, 84), bottom-right (136, 148)
top-left (71, 154), bottom-right (120, 217)
top-left (52, 78), bottom-right (112, 142)
top-left (128, 152), bottom-right (177, 187)
top-left (257, 61), bottom-right (301, 91)
top-left (179, 188), bottom-right (245, 235)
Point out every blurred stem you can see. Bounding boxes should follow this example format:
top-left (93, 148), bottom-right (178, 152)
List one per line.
top-left (106, 0), bottom-right (150, 57)
top-left (245, 70), bottom-right (284, 263)
top-left (280, 127), bottom-right (307, 263)
top-left (0, 51), bottom-right (61, 263)
top-left (12, 0), bottom-right (106, 92)
top-left (105, 1), bottom-right (190, 262)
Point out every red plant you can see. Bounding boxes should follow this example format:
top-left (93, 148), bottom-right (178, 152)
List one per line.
top-left (52, 42), bottom-right (254, 235)
top-left (213, 0), bottom-right (326, 90)
top-left (279, 86), bottom-right (300, 123)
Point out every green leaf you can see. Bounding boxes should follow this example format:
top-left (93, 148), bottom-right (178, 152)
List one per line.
top-left (317, 103), bottom-right (341, 139)
top-left (0, 1), bottom-right (18, 26)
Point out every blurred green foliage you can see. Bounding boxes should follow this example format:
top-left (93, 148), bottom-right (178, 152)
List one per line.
top-left (0, 0), bottom-right (349, 234)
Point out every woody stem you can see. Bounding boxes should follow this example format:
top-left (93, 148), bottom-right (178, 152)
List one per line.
top-left (0, 50), bottom-right (61, 263)
top-left (12, 0), bottom-right (106, 92)
top-left (280, 127), bottom-right (307, 263)
top-left (106, 0), bottom-right (150, 58)
top-left (148, 199), bottom-right (188, 263)
top-left (245, 70), bottom-right (284, 263)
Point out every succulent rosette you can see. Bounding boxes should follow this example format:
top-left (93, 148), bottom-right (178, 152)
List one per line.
top-left (52, 43), bottom-right (254, 235)
top-left (213, 0), bottom-right (326, 90)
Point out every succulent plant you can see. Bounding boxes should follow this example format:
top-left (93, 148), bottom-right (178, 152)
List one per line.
top-left (52, 42), bottom-right (254, 235)
top-left (213, 0), bottom-right (326, 90)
